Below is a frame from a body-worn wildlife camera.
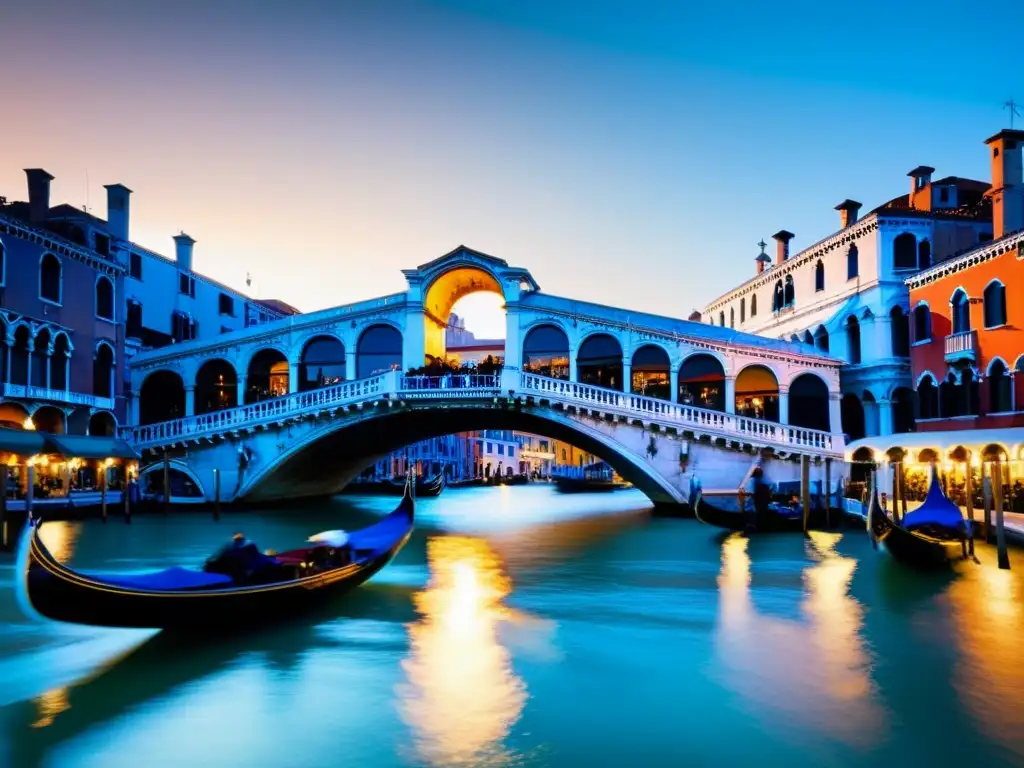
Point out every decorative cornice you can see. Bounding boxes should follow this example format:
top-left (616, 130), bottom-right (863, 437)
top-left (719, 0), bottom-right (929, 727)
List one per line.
top-left (0, 214), bottom-right (126, 277)
top-left (906, 228), bottom-right (1024, 289)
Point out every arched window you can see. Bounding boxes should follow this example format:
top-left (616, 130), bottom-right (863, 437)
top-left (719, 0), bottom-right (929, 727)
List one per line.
top-left (172, 310), bottom-right (197, 342)
top-left (577, 333), bottom-right (623, 390)
top-left (52, 333), bottom-right (70, 390)
top-left (913, 304), bottom-right (931, 343)
top-left (845, 316), bottom-right (861, 364)
top-left (729, 307), bottom-right (735, 328)
top-left (92, 342), bottom-right (115, 399)
top-left (126, 300), bottom-right (143, 339)
top-left (893, 232), bottom-right (917, 270)
top-left (917, 374), bottom-right (939, 420)
top-left (783, 275), bottom-right (795, 306)
top-left (988, 359), bottom-right (1012, 413)
top-left (95, 276), bottom-right (114, 321)
top-left (814, 325), bottom-right (829, 353)
top-left (140, 369), bottom-right (185, 424)
top-left (678, 354), bottom-right (726, 410)
top-left (789, 373), bottom-right (830, 431)
top-left (772, 282), bottom-right (784, 311)
top-left (803, 330), bottom-right (814, 345)
top-left (890, 306), bottom-right (910, 357)
top-left (847, 245), bottom-right (859, 280)
top-left (918, 239), bottom-right (931, 270)
top-left (734, 365), bottom-right (780, 422)
top-left (750, 294), bottom-right (757, 317)
top-left (814, 260), bottom-right (824, 292)
top-left (950, 289), bottom-right (970, 334)
top-left (195, 358), bottom-right (238, 413)
top-left (719, 311), bottom-right (725, 326)
top-left (740, 298), bottom-right (745, 323)
top-left (40, 253), bottom-right (62, 303)
top-left (983, 280), bottom-right (1007, 328)
top-left (631, 345), bottom-right (671, 400)
top-left (939, 373), bottom-right (958, 417)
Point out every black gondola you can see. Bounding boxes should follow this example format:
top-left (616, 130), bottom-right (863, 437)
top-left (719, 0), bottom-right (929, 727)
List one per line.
top-left (866, 466), bottom-right (972, 568)
top-left (344, 472), bottom-right (444, 497)
top-left (690, 475), bottom-right (833, 533)
top-left (15, 482), bottom-right (415, 630)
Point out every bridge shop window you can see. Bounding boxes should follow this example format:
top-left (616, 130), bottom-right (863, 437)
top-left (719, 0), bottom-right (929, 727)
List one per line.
top-left (522, 324), bottom-right (570, 379)
top-left (576, 333), bottom-right (623, 390)
top-left (814, 260), bottom-right (825, 292)
top-left (196, 358), bottom-right (238, 413)
top-left (788, 373), bottom-right (830, 432)
top-left (734, 364), bottom-right (779, 422)
top-left (140, 369), bottom-right (185, 425)
top-left (357, 324), bottom-right (403, 379)
top-left (300, 335), bottom-right (346, 390)
top-left (246, 348), bottom-right (289, 403)
top-left (630, 345), bottom-right (671, 400)
top-left (677, 353), bottom-right (725, 411)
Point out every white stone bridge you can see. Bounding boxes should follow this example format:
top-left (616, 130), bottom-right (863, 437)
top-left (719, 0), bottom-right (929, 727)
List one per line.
top-left (120, 246), bottom-right (847, 507)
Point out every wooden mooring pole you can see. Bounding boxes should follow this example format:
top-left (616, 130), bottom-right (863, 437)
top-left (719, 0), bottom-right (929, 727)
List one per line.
top-left (993, 460), bottom-right (1010, 570)
top-left (100, 462), bottom-right (108, 524)
top-left (163, 451), bottom-right (170, 515)
top-left (824, 457), bottom-right (832, 528)
top-left (0, 465), bottom-right (7, 551)
top-left (213, 468), bottom-right (221, 522)
top-left (800, 454), bottom-right (811, 533)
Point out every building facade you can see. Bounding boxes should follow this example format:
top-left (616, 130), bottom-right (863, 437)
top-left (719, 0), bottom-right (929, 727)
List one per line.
top-left (702, 138), bottom-right (998, 442)
top-left (906, 129), bottom-right (1024, 432)
top-left (0, 168), bottom-right (295, 436)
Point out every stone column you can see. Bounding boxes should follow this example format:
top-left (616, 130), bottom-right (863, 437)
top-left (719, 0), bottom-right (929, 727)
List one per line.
top-left (184, 385), bottom-right (196, 417)
top-left (64, 356), bottom-right (70, 392)
top-left (45, 353), bottom-right (51, 390)
top-left (504, 311), bottom-right (521, 371)
top-left (669, 367), bottom-right (679, 403)
top-left (237, 374), bottom-right (248, 406)
top-left (129, 391), bottom-right (140, 425)
top-left (879, 398), bottom-right (894, 436)
top-left (621, 361), bottom-right (631, 394)
top-left (289, 362), bottom-right (299, 393)
top-left (568, 346), bottom-right (578, 383)
top-left (402, 308), bottom-right (426, 373)
top-left (829, 393), bottom-right (843, 435)
top-left (873, 314), bottom-right (892, 362)
top-left (725, 375), bottom-right (736, 414)
top-left (778, 386), bottom-right (789, 425)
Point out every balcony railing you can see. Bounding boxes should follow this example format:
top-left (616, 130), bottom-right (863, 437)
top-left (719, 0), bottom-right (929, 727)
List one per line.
top-left (944, 330), bottom-right (977, 363)
top-left (0, 383), bottom-right (114, 411)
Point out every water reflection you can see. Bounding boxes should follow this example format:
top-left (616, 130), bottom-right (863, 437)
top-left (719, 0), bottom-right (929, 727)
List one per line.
top-left (398, 536), bottom-right (527, 766)
top-left (31, 686), bottom-right (70, 729)
top-left (38, 521), bottom-right (80, 563)
top-left (715, 532), bottom-right (885, 747)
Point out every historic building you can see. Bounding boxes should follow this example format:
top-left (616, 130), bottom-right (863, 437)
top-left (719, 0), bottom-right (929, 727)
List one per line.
top-left (702, 135), bottom-right (1000, 441)
top-left (0, 168), bottom-right (294, 435)
top-left (906, 129), bottom-right (1024, 432)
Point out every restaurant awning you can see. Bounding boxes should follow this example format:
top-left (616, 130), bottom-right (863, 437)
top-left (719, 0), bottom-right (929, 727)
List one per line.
top-left (846, 428), bottom-right (1024, 462)
top-left (0, 428), bottom-right (52, 456)
top-left (45, 434), bottom-right (140, 460)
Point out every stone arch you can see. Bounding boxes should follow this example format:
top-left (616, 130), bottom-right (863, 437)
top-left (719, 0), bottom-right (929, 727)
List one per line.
top-left (734, 364), bottom-right (779, 422)
top-left (140, 369), bottom-right (185, 425)
top-left (246, 347), bottom-right (289, 403)
top-left (788, 372), bottom-right (830, 431)
top-left (893, 232), bottom-right (917, 270)
top-left (630, 344), bottom-right (671, 400)
top-left (32, 327), bottom-right (52, 388)
top-left (93, 340), bottom-right (115, 400)
top-left (422, 265), bottom-right (506, 361)
top-left (576, 333), bottom-right (623, 390)
top-left (814, 325), bottom-right (829, 353)
top-left (139, 459), bottom-right (206, 500)
top-left (841, 393), bottom-right (865, 440)
top-left (522, 323), bottom-right (570, 379)
top-left (299, 334), bottom-right (347, 390)
top-left (802, 330), bottom-right (814, 345)
top-left (195, 358), bottom-right (238, 414)
top-left (0, 401), bottom-right (30, 429)
top-left (916, 372), bottom-right (939, 420)
top-left (357, 323), bottom-right (403, 379)
top-left (31, 404), bottom-right (66, 434)
top-left (912, 301), bottom-right (931, 343)
top-left (88, 410), bottom-right (117, 436)
top-left (678, 353), bottom-right (726, 411)
top-left (10, 324), bottom-right (31, 386)
top-left (95, 274), bottom-right (115, 321)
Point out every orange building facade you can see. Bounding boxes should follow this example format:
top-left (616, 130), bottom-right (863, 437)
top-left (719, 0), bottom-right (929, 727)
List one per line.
top-left (907, 129), bottom-right (1024, 431)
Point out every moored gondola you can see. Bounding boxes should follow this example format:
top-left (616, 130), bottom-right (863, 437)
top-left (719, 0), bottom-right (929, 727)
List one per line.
top-left (16, 480), bottom-right (415, 630)
top-left (690, 474), bottom-right (832, 533)
top-left (866, 466), bottom-right (972, 568)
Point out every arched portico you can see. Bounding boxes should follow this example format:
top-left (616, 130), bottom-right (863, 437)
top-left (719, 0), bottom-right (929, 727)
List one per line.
top-left (140, 369), bottom-right (185, 425)
top-left (734, 365), bottom-right (780, 422)
top-left (522, 324), bottom-right (570, 379)
top-left (678, 353), bottom-right (725, 411)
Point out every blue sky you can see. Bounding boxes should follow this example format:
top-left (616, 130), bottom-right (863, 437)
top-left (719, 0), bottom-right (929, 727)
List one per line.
top-left (2, 0), bottom-right (1019, 337)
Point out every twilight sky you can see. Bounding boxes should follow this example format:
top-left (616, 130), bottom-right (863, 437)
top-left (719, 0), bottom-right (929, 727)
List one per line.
top-left (2, 0), bottom-right (1020, 338)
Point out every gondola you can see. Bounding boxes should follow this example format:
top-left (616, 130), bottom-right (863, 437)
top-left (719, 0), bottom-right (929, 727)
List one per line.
top-left (15, 481), bottom-right (415, 630)
top-left (553, 476), bottom-right (629, 493)
top-left (690, 475), bottom-right (832, 533)
top-left (866, 466), bottom-right (972, 568)
top-left (343, 472), bottom-right (444, 497)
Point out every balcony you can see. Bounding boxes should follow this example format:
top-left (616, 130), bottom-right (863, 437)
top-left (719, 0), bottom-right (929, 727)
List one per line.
top-left (0, 383), bottom-right (114, 411)
top-left (944, 330), bottom-right (977, 365)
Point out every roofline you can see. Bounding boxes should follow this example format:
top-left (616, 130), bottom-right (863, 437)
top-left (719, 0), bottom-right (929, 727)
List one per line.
top-left (906, 227), bottom-right (1024, 290)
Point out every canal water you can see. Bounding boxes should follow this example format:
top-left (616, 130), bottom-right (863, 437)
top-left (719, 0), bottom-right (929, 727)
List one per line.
top-left (1, 484), bottom-right (1022, 767)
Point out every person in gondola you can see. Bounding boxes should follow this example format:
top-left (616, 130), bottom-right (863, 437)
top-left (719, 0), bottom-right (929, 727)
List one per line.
top-left (205, 532), bottom-right (279, 582)
top-left (751, 467), bottom-right (771, 530)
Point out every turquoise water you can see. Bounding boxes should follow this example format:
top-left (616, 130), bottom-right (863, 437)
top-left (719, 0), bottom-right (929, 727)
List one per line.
top-left (1, 485), bottom-right (1023, 767)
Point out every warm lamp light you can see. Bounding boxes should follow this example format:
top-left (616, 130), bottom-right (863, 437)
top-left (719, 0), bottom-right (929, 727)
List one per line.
top-left (23, 416), bottom-right (35, 431)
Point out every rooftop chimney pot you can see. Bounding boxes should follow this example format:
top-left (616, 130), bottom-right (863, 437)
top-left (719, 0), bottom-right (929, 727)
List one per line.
top-left (173, 233), bottom-right (196, 272)
top-left (984, 129), bottom-right (1024, 238)
top-left (771, 230), bottom-right (795, 266)
top-left (907, 166), bottom-right (935, 211)
top-left (834, 199), bottom-right (863, 229)
top-left (103, 183), bottom-right (133, 241)
top-left (24, 168), bottom-right (54, 224)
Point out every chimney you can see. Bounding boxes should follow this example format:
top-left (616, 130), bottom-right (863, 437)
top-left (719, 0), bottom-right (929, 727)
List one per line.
top-left (24, 168), bottom-right (54, 224)
top-left (754, 239), bottom-right (771, 275)
top-left (772, 230), bottom-right (794, 265)
top-left (907, 166), bottom-right (935, 211)
top-left (834, 199), bottom-right (862, 229)
top-left (103, 183), bottom-right (133, 241)
top-left (983, 129), bottom-right (1024, 238)
top-left (173, 233), bottom-right (195, 272)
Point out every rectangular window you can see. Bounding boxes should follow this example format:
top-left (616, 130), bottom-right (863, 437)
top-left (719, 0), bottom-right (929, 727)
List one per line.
top-left (486, 442), bottom-right (493, 454)
top-left (179, 273), bottom-right (195, 297)
top-left (129, 252), bottom-right (143, 279)
top-left (498, 444), bottom-right (505, 456)
top-left (219, 292), bottom-right (235, 316)
top-left (94, 233), bottom-right (110, 256)
top-left (126, 301), bottom-right (142, 339)
top-left (938, 187), bottom-right (949, 203)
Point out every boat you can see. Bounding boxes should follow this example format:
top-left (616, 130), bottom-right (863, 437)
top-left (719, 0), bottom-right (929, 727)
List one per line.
top-left (867, 466), bottom-right (972, 568)
top-left (553, 476), bottom-right (628, 493)
top-left (343, 472), bottom-right (444, 497)
top-left (690, 475), bottom-right (833, 533)
top-left (15, 481), bottom-right (415, 630)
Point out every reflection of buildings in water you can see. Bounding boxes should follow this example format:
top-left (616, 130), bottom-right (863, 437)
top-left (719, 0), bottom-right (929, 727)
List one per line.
top-left (397, 536), bottom-right (527, 766)
top-left (31, 686), bottom-right (70, 729)
top-left (715, 532), bottom-right (884, 747)
top-left (947, 561), bottom-right (1024, 761)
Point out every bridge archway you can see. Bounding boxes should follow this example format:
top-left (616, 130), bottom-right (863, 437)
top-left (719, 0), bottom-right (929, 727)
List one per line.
top-left (678, 353), bottom-right (725, 410)
top-left (300, 335), bottom-right (346, 391)
top-left (195, 358), bottom-right (238, 414)
top-left (522, 324), bottom-right (569, 379)
top-left (357, 324), bottom-right (403, 378)
top-left (630, 345), bottom-right (671, 400)
top-left (246, 348), bottom-right (288, 403)
top-left (140, 370), bottom-right (185, 425)
top-left (788, 373), bottom-right (829, 432)
top-left (735, 364), bottom-right (780, 422)
top-left (577, 334), bottom-right (623, 390)
top-left (423, 266), bottom-right (506, 362)
top-left (240, 405), bottom-right (684, 505)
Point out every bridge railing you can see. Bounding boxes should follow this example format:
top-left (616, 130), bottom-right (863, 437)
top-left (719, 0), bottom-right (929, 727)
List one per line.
top-left (122, 372), bottom-right (395, 447)
top-left (517, 372), bottom-right (838, 452)
top-left (398, 374), bottom-right (501, 397)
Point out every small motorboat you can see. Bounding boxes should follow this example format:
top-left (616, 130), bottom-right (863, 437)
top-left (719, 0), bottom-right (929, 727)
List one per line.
top-left (690, 474), bottom-right (831, 533)
top-left (16, 482), bottom-right (415, 630)
top-left (867, 466), bottom-right (972, 568)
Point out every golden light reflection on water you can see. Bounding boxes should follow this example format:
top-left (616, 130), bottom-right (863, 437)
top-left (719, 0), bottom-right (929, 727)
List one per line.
top-left (716, 532), bottom-right (885, 747)
top-left (30, 687), bottom-right (70, 729)
top-left (947, 554), bottom-right (1024, 761)
top-left (37, 521), bottom-right (80, 563)
top-left (397, 536), bottom-right (527, 767)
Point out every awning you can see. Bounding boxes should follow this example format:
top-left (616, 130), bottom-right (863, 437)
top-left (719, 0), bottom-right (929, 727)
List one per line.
top-left (0, 427), bottom-right (53, 456)
top-left (846, 428), bottom-right (1024, 461)
top-left (46, 434), bottom-right (140, 460)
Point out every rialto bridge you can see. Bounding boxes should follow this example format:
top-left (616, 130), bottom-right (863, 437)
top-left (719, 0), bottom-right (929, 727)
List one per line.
top-left (120, 246), bottom-right (847, 507)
